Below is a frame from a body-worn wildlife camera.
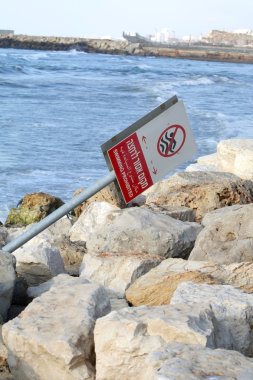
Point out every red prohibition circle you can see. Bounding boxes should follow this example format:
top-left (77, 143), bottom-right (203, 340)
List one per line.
top-left (157, 124), bottom-right (186, 158)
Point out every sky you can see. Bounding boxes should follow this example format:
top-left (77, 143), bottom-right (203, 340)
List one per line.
top-left (1, 0), bottom-right (252, 39)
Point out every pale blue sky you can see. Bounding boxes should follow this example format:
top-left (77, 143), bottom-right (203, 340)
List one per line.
top-left (1, 0), bottom-right (252, 39)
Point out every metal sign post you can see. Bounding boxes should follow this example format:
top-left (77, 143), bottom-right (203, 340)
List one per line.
top-left (3, 96), bottom-right (196, 253)
top-left (2, 171), bottom-right (116, 253)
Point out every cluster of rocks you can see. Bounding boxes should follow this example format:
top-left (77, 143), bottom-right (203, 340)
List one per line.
top-left (1, 139), bottom-right (253, 379)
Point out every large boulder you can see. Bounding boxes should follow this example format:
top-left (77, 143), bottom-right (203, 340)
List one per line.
top-left (27, 275), bottom-right (129, 313)
top-left (145, 171), bottom-right (253, 221)
top-left (80, 253), bottom-right (162, 297)
top-left (2, 275), bottom-right (110, 380)
top-left (126, 269), bottom-right (219, 306)
top-left (189, 203), bottom-right (253, 264)
top-left (83, 206), bottom-right (202, 259)
top-left (126, 258), bottom-right (253, 306)
top-left (5, 192), bottom-right (64, 227)
top-left (149, 343), bottom-right (253, 380)
top-left (73, 181), bottom-right (124, 218)
top-left (70, 202), bottom-right (119, 244)
top-left (12, 233), bottom-right (66, 286)
top-left (0, 251), bottom-right (15, 321)
top-left (171, 281), bottom-right (253, 356)
top-left (187, 139), bottom-right (253, 180)
top-left (142, 203), bottom-right (195, 222)
top-left (95, 304), bottom-right (216, 380)
top-left (5, 218), bottom-right (83, 276)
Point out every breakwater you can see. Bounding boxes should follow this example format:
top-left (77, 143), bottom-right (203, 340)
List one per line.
top-left (1, 34), bottom-right (253, 63)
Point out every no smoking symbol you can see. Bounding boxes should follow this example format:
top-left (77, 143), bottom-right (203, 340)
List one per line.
top-left (157, 124), bottom-right (186, 157)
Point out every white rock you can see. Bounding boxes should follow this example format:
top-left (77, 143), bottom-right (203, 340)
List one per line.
top-left (95, 304), bottom-right (215, 380)
top-left (187, 139), bottom-right (253, 180)
top-left (218, 139), bottom-right (253, 179)
top-left (13, 235), bottom-right (66, 286)
top-left (80, 253), bottom-right (162, 297)
top-left (86, 207), bottom-right (202, 259)
top-left (149, 343), bottom-right (253, 380)
top-left (27, 275), bottom-right (128, 313)
top-left (69, 201), bottom-right (119, 243)
top-left (0, 251), bottom-right (15, 321)
top-left (2, 275), bottom-right (110, 380)
top-left (142, 204), bottom-right (195, 222)
top-left (189, 203), bottom-right (253, 264)
top-left (7, 221), bottom-right (83, 276)
top-left (171, 281), bottom-right (253, 356)
top-left (27, 273), bottom-right (89, 298)
top-left (186, 153), bottom-right (220, 172)
top-left (44, 216), bottom-right (73, 244)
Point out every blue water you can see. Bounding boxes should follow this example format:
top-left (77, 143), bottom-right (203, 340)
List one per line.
top-left (0, 48), bottom-right (253, 221)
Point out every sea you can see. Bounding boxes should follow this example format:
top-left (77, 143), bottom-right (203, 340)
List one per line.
top-left (0, 48), bottom-right (253, 222)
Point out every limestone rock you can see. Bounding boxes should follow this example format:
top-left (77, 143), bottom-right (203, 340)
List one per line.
top-left (186, 139), bottom-right (253, 181)
top-left (80, 252), bottom-right (162, 297)
top-left (70, 202), bottom-right (119, 243)
top-left (145, 171), bottom-right (253, 221)
top-left (27, 273), bottom-right (89, 298)
top-left (13, 234), bottom-right (66, 286)
top-left (85, 207), bottom-right (202, 259)
top-left (142, 203), bottom-right (195, 222)
top-left (27, 275), bottom-right (128, 313)
top-left (189, 203), bottom-right (253, 264)
top-left (149, 343), bottom-right (253, 380)
top-left (2, 276), bottom-right (110, 380)
top-left (218, 139), bottom-right (253, 179)
top-left (0, 251), bottom-right (15, 321)
top-left (171, 281), bottom-right (253, 356)
top-left (186, 152), bottom-right (220, 172)
top-left (73, 181), bottom-right (124, 218)
top-left (5, 192), bottom-right (64, 227)
top-left (126, 270), bottom-right (219, 306)
top-left (126, 258), bottom-right (253, 306)
top-left (95, 304), bottom-right (215, 380)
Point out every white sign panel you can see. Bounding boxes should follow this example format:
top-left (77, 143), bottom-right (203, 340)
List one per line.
top-left (136, 100), bottom-right (196, 183)
top-left (102, 97), bottom-right (197, 203)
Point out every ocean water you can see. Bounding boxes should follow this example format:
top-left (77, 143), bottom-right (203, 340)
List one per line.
top-left (0, 48), bottom-right (253, 221)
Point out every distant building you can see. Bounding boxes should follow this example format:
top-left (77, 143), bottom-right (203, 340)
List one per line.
top-left (0, 30), bottom-right (14, 35)
top-left (150, 28), bottom-right (172, 43)
top-left (202, 29), bottom-right (253, 47)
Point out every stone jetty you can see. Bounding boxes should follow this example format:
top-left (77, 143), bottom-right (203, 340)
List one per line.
top-left (1, 34), bottom-right (253, 63)
top-left (1, 138), bottom-right (253, 379)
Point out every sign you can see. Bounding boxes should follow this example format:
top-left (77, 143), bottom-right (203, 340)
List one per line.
top-left (102, 96), bottom-right (197, 203)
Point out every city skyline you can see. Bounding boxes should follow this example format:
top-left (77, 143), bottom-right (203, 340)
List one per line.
top-left (1, 0), bottom-right (252, 39)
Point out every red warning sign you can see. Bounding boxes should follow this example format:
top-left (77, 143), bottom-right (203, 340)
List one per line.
top-left (157, 125), bottom-right (186, 157)
top-left (107, 132), bottom-right (153, 203)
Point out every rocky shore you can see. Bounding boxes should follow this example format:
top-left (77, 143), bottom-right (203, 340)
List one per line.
top-left (1, 34), bottom-right (253, 63)
top-left (1, 138), bottom-right (253, 379)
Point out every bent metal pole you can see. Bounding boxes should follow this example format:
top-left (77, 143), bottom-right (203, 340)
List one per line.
top-left (2, 170), bottom-right (116, 254)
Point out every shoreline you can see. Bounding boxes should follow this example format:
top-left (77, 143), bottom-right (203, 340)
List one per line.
top-left (1, 34), bottom-right (253, 63)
